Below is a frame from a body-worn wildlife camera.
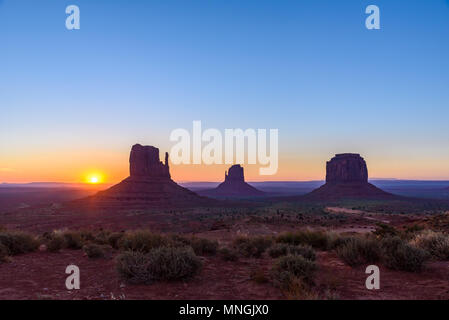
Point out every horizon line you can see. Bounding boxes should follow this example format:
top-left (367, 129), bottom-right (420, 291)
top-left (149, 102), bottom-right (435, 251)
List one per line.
top-left (3, 178), bottom-right (449, 186)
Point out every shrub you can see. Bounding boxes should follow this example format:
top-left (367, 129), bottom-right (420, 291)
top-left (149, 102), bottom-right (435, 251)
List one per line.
top-left (381, 237), bottom-right (429, 272)
top-left (404, 224), bottom-right (425, 236)
top-left (116, 251), bottom-right (153, 284)
top-left (381, 236), bottom-right (403, 253)
top-left (328, 235), bottom-right (354, 250)
top-left (63, 232), bottom-right (84, 249)
top-left (190, 238), bottom-right (219, 256)
top-left (0, 231), bottom-right (39, 255)
top-left (268, 243), bottom-right (289, 258)
top-left (233, 236), bottom-right (272, 258)
top-left (78, 230), bottom-right (95, 242)
top-left (268, 243), bottom-right (316, 261)
top-left (411, 230), bottom-right (449, 261)
top-left (272, 255), bottom-right (317, 288)
top-left (106, 232), bottom-right (124, 250)
top-left (169, 234), bottom-right (192, 247)
top-left (288, 245), bottom-right (316, 261)
top-left (46, 234), bottom-right (64, 252)
top-left (373, 223), bottom-right (399, 238)
top-left (218, 247), bottom-right (238, 261)
top-left (276, 230), bottom-right (329, 250)
top-left (282, 278), bottom-right (320, 300)
top-left (118, 231), bottom-right (168, 253)
top-left (90, 230), bottom-right (110, 245)
top-left (336, 237), bottom-right (382, 267)
top-left (116, 247), bottom-right (202, 284)
top-left (83, 244), bottom-right (111, 259)
top-left (0, 243), bottom-right (8, 262)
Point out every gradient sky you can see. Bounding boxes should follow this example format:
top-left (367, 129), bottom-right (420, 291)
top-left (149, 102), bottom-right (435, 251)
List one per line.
top-left (1, 0), bottom-right (449, 183)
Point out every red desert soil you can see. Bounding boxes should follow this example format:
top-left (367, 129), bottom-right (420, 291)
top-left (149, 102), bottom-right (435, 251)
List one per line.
top-left (0, 203), bottom-right (423, 235)
top-left (0, 249), bottom-right (448, 300)
top-left (1, 203), bottom-right (448, 300)
top-left (0, 250), bottom-right (282, 300)
top-left (316, 252), bottom-right (449, 300)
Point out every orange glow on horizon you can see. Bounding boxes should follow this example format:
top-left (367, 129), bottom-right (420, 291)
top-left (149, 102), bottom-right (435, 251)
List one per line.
top-left (1, 149), bottom-right (449, 184)
top-left (85, 172), bottom-right (105, 184)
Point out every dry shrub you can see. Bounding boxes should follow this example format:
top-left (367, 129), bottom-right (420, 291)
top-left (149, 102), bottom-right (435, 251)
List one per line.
top-left (233, 236), bottom-right (272, 258)
top-left (373, 223), bottom-right (399, 238)
top-left (411, 230), bottom-right (449, 261)
top-left (169, 234), bottom-right (192, 246)
top-left (336, 237), bottom-right (382, 267)
top-left (106, 232), bottom-right (124, 249)
top-left (403, 224), bottom-right (425, 238)
top-left (90, 230), bottom-right (111, 245)
top-left (116, 247), bottom-right (202, 284)
top-left (381, 237), bottom-right (429, 272)
top-left (0, 243), bottom-right (9, 262)
top-left (282, 278), bottom-right (320, 300)
top-left (328, 235), bottom-right (354, 250)
top-left (276, 230), bottom-right (330, 250)
top-left (118, 231), bottom-right (168, 253)
top-left (0, 231), bottom-right (39, 255)
top-left (46, 234), bottom-right (64, 252)
top-left (62, 231), bottom-right (85, 249)
top-left (268, 243), bottom-right (289, 258)
top-left (83, 244), bottom-right (112, 259)
top-left (271, 254), bottom-right (317, 288)
top-left (268, 243), bottom-right (316, 261)
top-left (190, 238), bottom-right (219, 256)
top-left (218, 247), bottom-right (239, 261)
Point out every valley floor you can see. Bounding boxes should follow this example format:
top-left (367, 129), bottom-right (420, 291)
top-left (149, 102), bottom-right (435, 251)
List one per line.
top-left (0, 245), bottom-right (448, 300)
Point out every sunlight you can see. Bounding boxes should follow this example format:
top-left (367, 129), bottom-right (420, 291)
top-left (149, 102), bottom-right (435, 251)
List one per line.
top-left (86, 173), bottom-right (104, 184)
top-left (89, 176), bottom-right (99, 184)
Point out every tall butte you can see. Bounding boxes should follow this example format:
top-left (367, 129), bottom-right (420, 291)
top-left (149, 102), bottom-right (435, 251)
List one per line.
top-left (90, 144), bottom-right (214, 207)
top-left (306, 153), bottom-right (394, 200)
top-left (200, 164), bottom-right (264, 197)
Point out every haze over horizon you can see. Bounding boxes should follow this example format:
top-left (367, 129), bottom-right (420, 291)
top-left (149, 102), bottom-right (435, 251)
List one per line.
top-left (1, 0), bottom-right (449, 183)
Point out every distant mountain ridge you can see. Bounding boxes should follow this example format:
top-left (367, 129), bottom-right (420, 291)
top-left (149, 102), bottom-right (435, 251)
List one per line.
top-left (0, 182), bottom-right (108, 189)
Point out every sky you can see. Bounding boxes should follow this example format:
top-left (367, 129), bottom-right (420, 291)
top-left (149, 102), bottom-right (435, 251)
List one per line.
top-left (1, 0), bottom-right (449, 183)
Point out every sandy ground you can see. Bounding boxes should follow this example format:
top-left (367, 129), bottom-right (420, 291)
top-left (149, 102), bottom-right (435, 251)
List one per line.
top-left (0, 249), bottom-right (448, 300)
top-left (0, 204), bottom-right (448, 300)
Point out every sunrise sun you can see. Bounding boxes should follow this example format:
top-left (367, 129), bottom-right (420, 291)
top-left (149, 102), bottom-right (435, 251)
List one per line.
top-left (86, 173), bottom-right (103, 184)
top-left (89, 176), bottom-right (99, 184)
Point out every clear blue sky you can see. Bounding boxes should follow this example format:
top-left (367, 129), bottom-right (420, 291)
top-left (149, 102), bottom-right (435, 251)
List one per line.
top-left (1, 0), bottom-right (449, 182)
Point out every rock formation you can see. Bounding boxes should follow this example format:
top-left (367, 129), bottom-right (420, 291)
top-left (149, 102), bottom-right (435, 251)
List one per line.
top-left (306, 153), bottom-right (394, 200)
top-left (129, 144), bottom-right (170, 178)
top-left (225, 165), bottom-right (245, 183)
top-left (200, 164), bottom-right (265, 198)
top-left (88, 144), bottom-right (215, 207)
top-left (326, 154), bottom-right (368, 184)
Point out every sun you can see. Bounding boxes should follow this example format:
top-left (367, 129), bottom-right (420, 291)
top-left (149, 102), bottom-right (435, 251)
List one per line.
top-left (85, 173), bottom-right (104, 184)
top-left (89, 176), bottom-right (99, 184)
